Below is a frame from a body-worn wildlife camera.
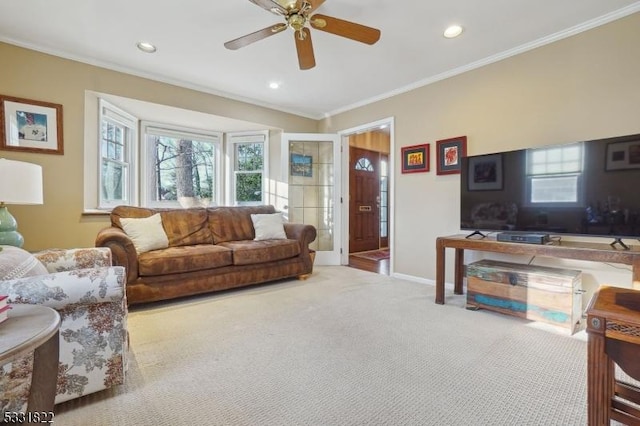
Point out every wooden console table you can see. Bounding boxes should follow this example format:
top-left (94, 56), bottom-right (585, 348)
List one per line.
top-left (435, 234), bottom-right (640, 305)
top-left (0, 304), bottom-right (60, 423)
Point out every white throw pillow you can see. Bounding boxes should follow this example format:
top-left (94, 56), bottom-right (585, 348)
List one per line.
top-left (0, 245), bottom-right (49, 279)
top-left (120, 213), bottom-right (169, 254)
top-left (251, 213), bottom-right (287, 241)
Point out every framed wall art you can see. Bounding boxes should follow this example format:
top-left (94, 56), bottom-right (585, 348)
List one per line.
top-left (401, 143), bottom-right (429, 173)
top-left (467, 153), bottom-right (503, 191)
top-left (605, 137), bottom-right (640, 171)
top-left (290, 153), bottom-right (313, 177)
top-left (436, 136), bottom-right (467, 175)
top-left (0, 94), bottom-right (64, 155)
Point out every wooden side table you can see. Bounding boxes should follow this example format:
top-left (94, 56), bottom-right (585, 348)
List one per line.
top-left (0, 304), bottom-right (60, 424)
top-left (586, 286), bottom-right (640, 425)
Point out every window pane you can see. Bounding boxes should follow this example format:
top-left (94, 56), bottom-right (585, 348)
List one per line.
top-left (355, 157), bottom-right (374, 172)
top-left (101, 121), bottom-right (126, 161)
top-left (101, 160), bottom-right (126, 202)
top-left (148, 134), bottom-right (215, 202)
top-left (236, 143), bottom-right (263, 171)
top-left (235, 172), bottom-right (262, 204)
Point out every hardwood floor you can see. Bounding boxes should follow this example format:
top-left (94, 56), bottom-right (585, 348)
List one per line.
top-left (348, 254), bottom-right (389, 275)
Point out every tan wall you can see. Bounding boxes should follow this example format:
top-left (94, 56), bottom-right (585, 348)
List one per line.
top-left (321, 13), bottom-right (640, 296)
top-left (0, 42), bottom-right (317, 251)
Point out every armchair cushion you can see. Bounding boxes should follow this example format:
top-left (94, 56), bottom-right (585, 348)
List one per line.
top-left (34, 247), bottom-right (114, 272)
top-left (0, 246), bottom-right (48, 279)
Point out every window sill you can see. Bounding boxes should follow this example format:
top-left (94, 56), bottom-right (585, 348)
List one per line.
top-left (82, 209), bottom-right (111, 217)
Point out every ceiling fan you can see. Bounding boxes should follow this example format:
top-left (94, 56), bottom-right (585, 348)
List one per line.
top-left (224, 0), bottom-right (381, 70)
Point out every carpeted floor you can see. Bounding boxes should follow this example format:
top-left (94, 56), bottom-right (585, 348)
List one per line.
top-left (54, 266), bottom-right (588, 426)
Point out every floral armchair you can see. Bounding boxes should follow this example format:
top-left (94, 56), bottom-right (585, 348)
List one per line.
top-left (0, 247), bottom-right (128, 409)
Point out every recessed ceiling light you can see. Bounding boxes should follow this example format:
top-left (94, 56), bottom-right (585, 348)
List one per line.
top-left (443, 25), bottom-right (463, 39)
top-left (269, 82), bottom-right (280, 89)
top-left (136, 41), bottom-right (157, 53)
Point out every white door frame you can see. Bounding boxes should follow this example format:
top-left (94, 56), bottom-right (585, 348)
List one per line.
top-left (337, 117), bottom-right (395, 274)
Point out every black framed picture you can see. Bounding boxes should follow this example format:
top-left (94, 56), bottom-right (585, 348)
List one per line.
top-left (605, 138), bottom-right (640, 171)
top-left (467, 153), bottom-right (503, 191)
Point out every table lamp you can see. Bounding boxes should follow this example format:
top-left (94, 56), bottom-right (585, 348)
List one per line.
top-left (0, 158), bottom-right (43, 247)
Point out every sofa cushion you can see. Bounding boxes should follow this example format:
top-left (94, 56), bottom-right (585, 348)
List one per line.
top-left (120, 213), bottom-right (169, 254)
top-left (138, 245), bottom-right (233, 276)
top-left (159, 209), bottom-right (213, 246)
top-left (219, 239), bottom-right (300, 266)
top-left (251, 213), bottom-right (287, 240)
top-left (208, 205), bottom-right (276, 244)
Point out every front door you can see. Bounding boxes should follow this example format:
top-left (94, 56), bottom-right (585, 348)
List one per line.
top-left (349, 147), bottom-right (380, 253)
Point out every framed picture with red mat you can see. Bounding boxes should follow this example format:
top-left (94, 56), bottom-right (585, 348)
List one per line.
top-left (436, 136), bottom-right (467, 175)
top-left (401, 143), bottom-right (429, 173)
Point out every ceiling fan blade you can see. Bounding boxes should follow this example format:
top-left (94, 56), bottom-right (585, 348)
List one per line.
top-left (294, 28), bottom-right (316, 70)
top-left (248, 0), bottom-right (288, 15)
top-left (310, 14), bottom-right (381, 45)
top-left (224, 23), bottom-right (287, 50)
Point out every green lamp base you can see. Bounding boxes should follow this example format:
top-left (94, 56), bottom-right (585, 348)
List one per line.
top-left (0, 206), bottom-right (24, 248)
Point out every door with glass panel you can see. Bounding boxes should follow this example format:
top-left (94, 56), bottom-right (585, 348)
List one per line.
top-left (282, 133), bottom-right (341, 265)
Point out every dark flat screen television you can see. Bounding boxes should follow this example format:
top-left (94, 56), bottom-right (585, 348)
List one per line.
top-left (460, 133), bottom-right (640, 243)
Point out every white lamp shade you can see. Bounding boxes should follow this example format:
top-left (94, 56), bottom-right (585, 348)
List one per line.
top-left (0, 158), bottom-right (44, 205)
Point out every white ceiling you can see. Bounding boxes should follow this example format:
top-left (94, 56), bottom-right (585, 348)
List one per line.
top-left (1, 1), bottom-right (639, 120)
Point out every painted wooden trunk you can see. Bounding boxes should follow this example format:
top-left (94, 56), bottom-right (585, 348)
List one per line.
top-left (466, 259), bottom-right (582, 334)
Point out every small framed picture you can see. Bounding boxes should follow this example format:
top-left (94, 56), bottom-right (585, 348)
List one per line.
top-left (290, 153), bottom-right (313, 177)
top-left (467, 153), bottom-right (503, 191)
top-left (401, 143), bottom-right (429, 173)
top-left (436, 136), bottom-right (466, 175)
top-left (0, 94), bottom-right (64, 155)
top-left (605, 137), bottom-right (640, 171)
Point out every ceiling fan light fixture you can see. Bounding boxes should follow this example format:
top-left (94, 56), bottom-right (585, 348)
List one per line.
top-left (136, 41), bottom-right (157, 53)
top-left (443, 25), bottom-right (463, 39)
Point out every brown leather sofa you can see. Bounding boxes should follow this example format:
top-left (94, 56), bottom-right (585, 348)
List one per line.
top-left (95, 205), bottom-right (316, 305)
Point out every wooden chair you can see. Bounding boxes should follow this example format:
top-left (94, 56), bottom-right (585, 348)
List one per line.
top-left (586, 286), bottom-right (640, 425)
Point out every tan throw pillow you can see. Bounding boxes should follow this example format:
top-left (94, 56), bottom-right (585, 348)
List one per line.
top-left (0, 246), bottom-right (49, 279)
top-left (251, 213), bottom-right (287, 241)
top-left (120, 213), bottom-right (169, 254)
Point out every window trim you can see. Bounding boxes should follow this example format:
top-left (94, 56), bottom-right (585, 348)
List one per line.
top-left (226, 131), bottom-right (269, 206)
top-left (98, 99), bottom-right (138, 209)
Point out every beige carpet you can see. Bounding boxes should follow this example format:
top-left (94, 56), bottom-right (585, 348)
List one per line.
top-left (55, 266), bottom-right (588, 425)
